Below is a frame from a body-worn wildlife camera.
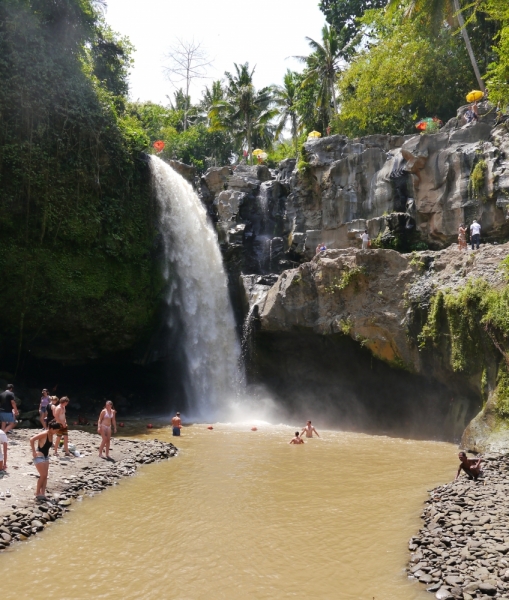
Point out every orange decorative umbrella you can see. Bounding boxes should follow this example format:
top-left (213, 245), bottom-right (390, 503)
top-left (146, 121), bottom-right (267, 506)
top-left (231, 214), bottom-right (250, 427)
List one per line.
top-left (153, 140), bottom-right (165, 153)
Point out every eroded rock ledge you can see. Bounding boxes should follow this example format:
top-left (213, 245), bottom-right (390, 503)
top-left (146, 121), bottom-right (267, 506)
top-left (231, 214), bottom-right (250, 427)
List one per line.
top-left (0, 430), bottom-right (177, 551)
top-left (409, 456), bottom-right (509, 599)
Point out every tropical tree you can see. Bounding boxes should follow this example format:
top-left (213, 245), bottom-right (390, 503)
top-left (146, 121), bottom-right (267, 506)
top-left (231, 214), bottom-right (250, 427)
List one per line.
top-left (209, 63), bottom-right (276, 163)
top-left (295, 25), bottom-right (344, 125)
top-left (319, 0), bottom-right (387, 57)
top-left (334, 8), bottom-right (477, 136)
top-left (387, 0), bottom-right (485, 91)
top-left (272, 70), bottom-right (301, 156)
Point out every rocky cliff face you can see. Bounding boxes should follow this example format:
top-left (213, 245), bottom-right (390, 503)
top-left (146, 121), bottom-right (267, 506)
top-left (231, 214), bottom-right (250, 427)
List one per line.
top-left (241, 243), bottom-right (509, 445)
top-left (200, 104), bottom-right (509, 274)
top-left (196, 108), bottom-right (509, 444)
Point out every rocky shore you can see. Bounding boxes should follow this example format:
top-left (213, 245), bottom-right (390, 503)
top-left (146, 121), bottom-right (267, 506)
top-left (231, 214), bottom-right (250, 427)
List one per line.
top-left (409, 455), bottom-right (509, 599)
top-left (0, 429), bottom-right (177, 551)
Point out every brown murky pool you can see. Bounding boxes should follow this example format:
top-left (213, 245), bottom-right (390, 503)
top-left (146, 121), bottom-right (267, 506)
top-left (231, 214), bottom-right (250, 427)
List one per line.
top-left (0, 424), bottom-right (456, 599)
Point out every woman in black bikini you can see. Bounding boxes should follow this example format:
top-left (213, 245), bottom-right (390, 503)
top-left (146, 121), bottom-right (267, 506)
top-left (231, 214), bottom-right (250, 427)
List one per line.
top-left (30, 421), bottom-right (60, 500)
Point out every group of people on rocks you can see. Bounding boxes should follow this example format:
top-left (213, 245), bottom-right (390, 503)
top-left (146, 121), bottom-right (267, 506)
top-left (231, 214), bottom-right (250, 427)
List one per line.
top-left (458, 219), bottom-right (482, 251)
top-left (0, 383), bottom-right (117, 501)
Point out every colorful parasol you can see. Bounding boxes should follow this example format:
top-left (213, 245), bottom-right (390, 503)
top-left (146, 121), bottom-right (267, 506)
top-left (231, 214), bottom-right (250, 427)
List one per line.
top-left (308, 131), bottom-right (321, 139)
top-left (153, 140), bottom-right (165, 153)
top-left (466, 90), bottom-right (484, 103)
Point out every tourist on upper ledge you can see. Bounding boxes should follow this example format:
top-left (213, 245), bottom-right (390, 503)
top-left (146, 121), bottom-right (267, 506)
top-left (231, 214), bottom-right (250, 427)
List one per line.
top-left (361, 229), bottom-right (370, 250)
top-left (458, 223), bottom-right (467, 251)
top-left (470, 219), bottom-right (481, 250)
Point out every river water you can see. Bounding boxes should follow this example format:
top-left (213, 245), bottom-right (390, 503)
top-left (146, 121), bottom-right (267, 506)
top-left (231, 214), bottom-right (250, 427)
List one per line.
top-left (0, 424), bottom-right (455, 599)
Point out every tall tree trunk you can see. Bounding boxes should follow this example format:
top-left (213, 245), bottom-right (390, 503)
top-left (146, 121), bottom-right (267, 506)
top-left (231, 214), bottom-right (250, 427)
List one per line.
top-left (453, 0), bottom-right (485, 92)
top-left (331, 76), bottom-right (338, 117)
top-left (292, 113), bottom-right (298, 158)
top-left (247, 117), bottom-right (252, 166)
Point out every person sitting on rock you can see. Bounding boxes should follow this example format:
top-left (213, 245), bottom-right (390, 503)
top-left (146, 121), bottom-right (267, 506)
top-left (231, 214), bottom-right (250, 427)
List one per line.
top-left (289, 432), bottom-right (305, 444)
top-left (456, 451), bottom-right (482, 480)
top-left (319, 243), bottom-right (327, 252)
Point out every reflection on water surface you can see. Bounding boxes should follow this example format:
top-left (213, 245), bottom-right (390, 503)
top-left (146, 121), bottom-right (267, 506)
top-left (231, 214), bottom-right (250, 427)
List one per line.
top-left (0, 424), bottom-right (455, 599)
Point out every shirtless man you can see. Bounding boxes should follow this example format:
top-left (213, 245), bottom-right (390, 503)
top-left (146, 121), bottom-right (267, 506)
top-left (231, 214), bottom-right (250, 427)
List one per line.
top-left (456, 451), bottom-right (482, 480)
top-left (53, 396), bottom-right (70, 456)
top-left (301, 420), bottom-right (320, 438)
top-left (172, 412), bottom-right (182, 437)
top-left (289, 432), bottom-right (304, 444)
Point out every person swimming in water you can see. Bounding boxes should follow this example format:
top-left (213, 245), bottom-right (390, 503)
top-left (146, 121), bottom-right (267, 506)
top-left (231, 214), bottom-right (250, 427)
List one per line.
top-left (301, 420), bottom-right (320, 438)
top-left (98, 400), bottom-right (117, 459)
top-left (289, 432), bottom-right (304, 444)
top-left (172, 412), bottom-right (182, 436)
top-left (456, 451), bottom-right (482, 480)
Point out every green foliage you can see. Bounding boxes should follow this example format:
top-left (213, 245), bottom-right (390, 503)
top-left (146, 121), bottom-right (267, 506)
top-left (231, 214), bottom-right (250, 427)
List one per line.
top-left (318, 0), bottom-right (387, 57)
top-left (494, 362), bottom-right (509, 418)
top-left (273, 70), bottom-right (301, 155)
top-left (333, 8), bottom-right (477, 136)
top-left (209, 63), bottom-right (276, 162)
top-left (295, 25), bottom-right (343, 123)
top-left (0, 0), bottom-right (163, 365)
top-left (469, 158), bottom-right (488, 201)
top-left (409, 252), bottom-right (425, 271)
top-left (478, 0), bottom-right (509, 106)
top-left (418, 279), bottom-right (507, 373)
top-left (324, 266), bottom-right (367, 293)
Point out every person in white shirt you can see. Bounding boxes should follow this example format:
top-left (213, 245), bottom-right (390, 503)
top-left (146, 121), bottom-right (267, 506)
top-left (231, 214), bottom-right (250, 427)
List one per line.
top-left (360, 229), bottom-right (370, 250)
top-left (470, 219), bottom-right (481, 250)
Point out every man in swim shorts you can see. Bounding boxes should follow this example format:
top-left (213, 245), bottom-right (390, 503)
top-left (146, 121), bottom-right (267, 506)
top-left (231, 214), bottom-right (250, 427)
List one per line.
top-left (172, 412), bottom-right (182, 436)
top-left (456, 451), bottom-right (482, 480)
top-left (54, 397), bottom-right (70, 456)
top-left (289, 432), bottom-right (304, 444)
top-left (301, 420), bottom-right (320, 438)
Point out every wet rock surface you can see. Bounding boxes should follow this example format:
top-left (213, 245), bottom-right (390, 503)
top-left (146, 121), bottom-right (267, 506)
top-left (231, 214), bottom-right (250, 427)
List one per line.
top-left (0, 429), bottom-right (177, 551)
top-left (409, 455), bottom-right (509, 599)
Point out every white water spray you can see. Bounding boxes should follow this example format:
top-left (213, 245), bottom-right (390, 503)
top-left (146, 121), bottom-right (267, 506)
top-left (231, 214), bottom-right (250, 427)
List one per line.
top-left (150, 156), bottom-right (242, 420)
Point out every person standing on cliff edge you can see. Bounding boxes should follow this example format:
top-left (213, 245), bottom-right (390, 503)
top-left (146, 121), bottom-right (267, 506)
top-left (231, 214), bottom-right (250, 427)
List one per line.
top-left (172, 412), bottom-right (182, 436)
top-left (301, 420), bottom-right (320, 438)
top-left (470, 219), bottom-right (481, 250)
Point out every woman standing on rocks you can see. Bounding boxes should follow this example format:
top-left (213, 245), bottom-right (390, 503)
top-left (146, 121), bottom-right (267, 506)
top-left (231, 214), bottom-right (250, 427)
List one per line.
top-left (98, 401), bottom-right (116, 459)
top-left (458, 223), bottom-right (467, 250)
top-left (30, 421), bottom-right (61, 500)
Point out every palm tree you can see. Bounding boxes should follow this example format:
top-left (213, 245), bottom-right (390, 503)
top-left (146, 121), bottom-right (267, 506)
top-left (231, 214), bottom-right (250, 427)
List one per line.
top-left (209, 63), bottom-right (276, 164)
top-left (295, 25), bottom-right (344, 124)
top-left (387, 0), bottom-right (485, 91)
top-left (273, 70), bottom-right (301, 157)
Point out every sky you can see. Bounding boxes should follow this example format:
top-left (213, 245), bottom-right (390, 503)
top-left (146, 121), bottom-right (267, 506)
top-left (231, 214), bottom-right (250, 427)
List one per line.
top-left (103, 0), bottom-right (326, 105)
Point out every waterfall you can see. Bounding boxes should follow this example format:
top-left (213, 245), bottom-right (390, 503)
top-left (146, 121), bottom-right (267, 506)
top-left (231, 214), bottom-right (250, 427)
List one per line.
top-left (150, 156), bottom-right (242, 420)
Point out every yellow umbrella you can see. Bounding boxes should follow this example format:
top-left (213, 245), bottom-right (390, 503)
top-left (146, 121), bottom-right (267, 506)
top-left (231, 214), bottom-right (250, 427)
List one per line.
top-left (252, 149), bottom-right (264, 156)
top-left (466, 90), bottom-right (484, 103)
top-left (308, 131), bottom-right (321, 139)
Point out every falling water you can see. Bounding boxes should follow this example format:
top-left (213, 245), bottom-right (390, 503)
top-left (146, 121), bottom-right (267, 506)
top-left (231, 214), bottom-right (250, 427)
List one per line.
top-left (150, 156), bottom-right (242, 420)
